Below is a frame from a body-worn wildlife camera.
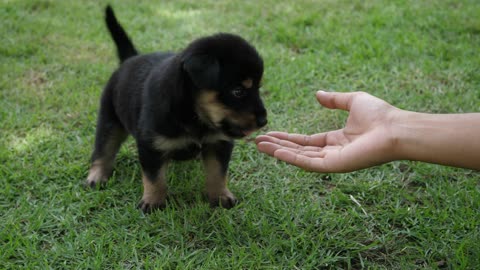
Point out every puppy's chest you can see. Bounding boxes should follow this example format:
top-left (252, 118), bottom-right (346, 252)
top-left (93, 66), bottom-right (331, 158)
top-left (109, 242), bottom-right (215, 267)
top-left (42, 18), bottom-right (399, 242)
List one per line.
top-left (152, 133), bottom-right (229, 160)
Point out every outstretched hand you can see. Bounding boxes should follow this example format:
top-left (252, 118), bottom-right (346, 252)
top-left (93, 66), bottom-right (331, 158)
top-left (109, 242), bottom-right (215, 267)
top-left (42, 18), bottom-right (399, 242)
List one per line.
top-left (255, 91), bottom-right (401, 173)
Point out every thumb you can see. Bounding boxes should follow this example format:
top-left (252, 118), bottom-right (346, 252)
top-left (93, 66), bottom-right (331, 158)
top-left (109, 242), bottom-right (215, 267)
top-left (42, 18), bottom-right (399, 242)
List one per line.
top-left (316, 91), bottom-right (356, 112)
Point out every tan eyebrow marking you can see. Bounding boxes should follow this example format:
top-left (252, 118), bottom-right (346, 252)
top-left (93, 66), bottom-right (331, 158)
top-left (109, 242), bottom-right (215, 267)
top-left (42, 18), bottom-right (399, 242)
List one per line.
top-left (242, 78), bottom-right (253, 89)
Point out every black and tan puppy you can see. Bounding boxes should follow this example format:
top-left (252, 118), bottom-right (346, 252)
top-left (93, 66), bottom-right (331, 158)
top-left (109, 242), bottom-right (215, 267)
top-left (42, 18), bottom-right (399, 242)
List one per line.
top-left (86, 6), bottom-right (267, 213)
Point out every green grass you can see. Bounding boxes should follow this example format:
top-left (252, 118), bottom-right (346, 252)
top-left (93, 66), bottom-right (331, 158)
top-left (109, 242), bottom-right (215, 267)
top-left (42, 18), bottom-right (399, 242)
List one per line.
top-left (1, 0), bottom-right (480, 268)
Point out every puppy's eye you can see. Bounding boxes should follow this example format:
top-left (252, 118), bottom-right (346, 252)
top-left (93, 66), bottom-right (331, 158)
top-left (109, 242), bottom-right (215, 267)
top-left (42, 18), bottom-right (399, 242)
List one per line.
top-left (231, 88), bottom-right (246, 98)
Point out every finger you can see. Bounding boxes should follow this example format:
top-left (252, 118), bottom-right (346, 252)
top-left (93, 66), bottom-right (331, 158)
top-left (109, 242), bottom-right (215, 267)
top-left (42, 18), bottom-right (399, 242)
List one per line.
top-left (258, 131), bottom-right (288, 141)
top-left (256, 134), bottom-right (290, 145)
top-left (256, 134), bottom-right (304, 149)
top-left (264, 131), bottom-right (345, 147)
top-left (271, 132), bottom-right (327, 147)
top-left (259, 136), bottom-right (322, 152)
top-left (316, 91), bottom-right (360, 111)
top-left (256, 141), bottom-right (325, 157)
top-left (256, 141), bottom-right (282, 156)
top-left (262, 142), bottom-right (361, 173)
top-left (273, 149), bottom-right (327, 172)
top-left (283, 149), bottom-right (327, 158)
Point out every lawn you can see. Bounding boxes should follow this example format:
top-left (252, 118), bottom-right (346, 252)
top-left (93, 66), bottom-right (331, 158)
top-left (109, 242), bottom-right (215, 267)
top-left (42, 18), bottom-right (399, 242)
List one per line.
top-left (1, 0), bottom-right (479, 269)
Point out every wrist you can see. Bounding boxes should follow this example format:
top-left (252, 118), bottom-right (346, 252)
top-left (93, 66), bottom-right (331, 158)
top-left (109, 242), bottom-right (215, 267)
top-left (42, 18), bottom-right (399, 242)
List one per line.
top-left (387, 108), bottom-right (416, 161)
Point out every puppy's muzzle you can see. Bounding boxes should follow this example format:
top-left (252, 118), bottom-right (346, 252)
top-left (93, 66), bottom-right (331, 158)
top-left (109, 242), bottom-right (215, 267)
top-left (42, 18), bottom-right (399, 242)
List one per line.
top-left (255, 110), bottom-right (268, 128)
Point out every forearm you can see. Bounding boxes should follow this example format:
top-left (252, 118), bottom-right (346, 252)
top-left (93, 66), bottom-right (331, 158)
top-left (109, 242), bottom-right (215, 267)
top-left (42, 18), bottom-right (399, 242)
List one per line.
top-left (391, 110), bottom-right (480, 170)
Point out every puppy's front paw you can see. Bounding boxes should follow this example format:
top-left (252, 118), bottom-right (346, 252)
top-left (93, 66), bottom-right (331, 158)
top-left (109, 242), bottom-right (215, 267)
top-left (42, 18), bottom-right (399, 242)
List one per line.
top-left (139, 172), bottom-right (168, 213)
top-left (84, 164), bottom-right (110, 189)
top-left (209, 189), bottom-right (238, 209)
top-left (137, 197), bottom-right (166, 214)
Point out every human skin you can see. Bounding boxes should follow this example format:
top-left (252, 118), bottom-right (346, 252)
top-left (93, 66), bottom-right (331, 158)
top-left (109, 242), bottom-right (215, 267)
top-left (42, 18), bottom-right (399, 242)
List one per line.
top-left (255, 91), bottom-right (480, 172)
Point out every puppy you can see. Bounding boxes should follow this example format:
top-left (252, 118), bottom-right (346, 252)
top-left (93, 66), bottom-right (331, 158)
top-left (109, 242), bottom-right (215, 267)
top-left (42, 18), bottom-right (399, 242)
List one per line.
top-left (86, 6), bottom-right (267, 213)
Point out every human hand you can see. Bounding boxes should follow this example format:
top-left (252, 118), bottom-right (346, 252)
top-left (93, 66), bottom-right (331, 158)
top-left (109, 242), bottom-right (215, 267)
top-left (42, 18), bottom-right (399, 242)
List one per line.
top-left (255, 91), bottom-right (402, 173)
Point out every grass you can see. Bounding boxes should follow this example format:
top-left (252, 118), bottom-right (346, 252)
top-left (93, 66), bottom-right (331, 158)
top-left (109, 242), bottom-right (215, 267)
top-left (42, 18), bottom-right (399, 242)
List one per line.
top-left (1, 0), bottom-right (479, 268)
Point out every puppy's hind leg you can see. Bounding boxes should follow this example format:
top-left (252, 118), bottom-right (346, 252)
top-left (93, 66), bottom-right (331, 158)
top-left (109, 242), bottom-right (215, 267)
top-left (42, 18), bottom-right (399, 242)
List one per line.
top-left (202, 140), bottom-right (237, 208)
top-left (86, 96), bottom-right (127, 188)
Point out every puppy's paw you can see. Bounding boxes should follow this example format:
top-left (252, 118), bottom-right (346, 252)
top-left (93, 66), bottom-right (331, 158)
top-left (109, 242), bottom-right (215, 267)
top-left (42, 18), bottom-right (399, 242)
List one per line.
top-left (208, 189), bottom-right (238, 209)
top-left (137, 198), bottom-right (166, 214)
top-left (84, 165), bottom-right (110, 189)
top-left (84, 179), bottom-right (106, 190)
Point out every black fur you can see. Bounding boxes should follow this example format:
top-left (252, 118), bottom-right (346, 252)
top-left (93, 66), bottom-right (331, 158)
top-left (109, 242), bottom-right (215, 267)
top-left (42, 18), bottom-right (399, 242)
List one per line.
top-left (86, 6), bottom-right (267, 212)
top-left (105, 5), bottom-right (138, 63)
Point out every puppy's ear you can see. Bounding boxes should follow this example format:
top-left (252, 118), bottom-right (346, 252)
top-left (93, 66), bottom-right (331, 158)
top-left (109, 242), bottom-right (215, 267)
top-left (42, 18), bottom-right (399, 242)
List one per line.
top-left (182, 54), bottom-right (219, 89)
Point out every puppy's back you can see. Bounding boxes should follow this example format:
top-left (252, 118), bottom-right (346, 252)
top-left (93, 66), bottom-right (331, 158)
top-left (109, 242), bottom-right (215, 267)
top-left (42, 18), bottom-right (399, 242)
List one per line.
top-left (107, 52), bottom-right (175, 135)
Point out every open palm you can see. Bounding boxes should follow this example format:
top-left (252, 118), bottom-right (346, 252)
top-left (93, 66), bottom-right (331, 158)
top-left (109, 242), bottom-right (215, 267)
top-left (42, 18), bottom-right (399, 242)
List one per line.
top-left (255, 91), bottom-right (399, 173)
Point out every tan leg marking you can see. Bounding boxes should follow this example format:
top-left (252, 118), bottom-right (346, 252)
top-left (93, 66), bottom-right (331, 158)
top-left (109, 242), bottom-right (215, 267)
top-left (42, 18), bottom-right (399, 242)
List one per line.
top-left (138, 164), bottom-right (168, 213)
top-left (85, 130), bottom-right (127, 188)
top-left (203, 156), bottom-right (237, 208)
top-left (86, 159), bottom-right (112, 187)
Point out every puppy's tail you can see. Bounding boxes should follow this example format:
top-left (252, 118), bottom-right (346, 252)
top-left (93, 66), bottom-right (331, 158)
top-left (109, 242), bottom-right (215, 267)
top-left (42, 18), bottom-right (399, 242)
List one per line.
top-left (105, 5), bottom-right (138, 63)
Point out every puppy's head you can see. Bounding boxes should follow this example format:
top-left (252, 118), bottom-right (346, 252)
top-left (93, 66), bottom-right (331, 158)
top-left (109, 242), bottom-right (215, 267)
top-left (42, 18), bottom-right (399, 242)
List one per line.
top-left (182, 33), bottom-right (267, 138)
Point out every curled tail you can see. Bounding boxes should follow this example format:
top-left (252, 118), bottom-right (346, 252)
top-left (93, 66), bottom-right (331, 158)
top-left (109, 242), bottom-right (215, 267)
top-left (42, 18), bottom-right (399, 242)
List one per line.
top-left (105, 5), bottom-right (138, 63)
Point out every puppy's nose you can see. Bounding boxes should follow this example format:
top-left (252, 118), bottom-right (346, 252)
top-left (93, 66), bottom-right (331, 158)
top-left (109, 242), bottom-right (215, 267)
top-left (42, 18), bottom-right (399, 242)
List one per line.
top-left (256, 114), bottom-right (267, 128)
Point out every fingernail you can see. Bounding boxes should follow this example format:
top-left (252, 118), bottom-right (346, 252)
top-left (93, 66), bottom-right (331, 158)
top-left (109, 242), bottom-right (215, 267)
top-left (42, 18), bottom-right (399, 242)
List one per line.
top-left (317, 90), bottom-right (332, 96)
